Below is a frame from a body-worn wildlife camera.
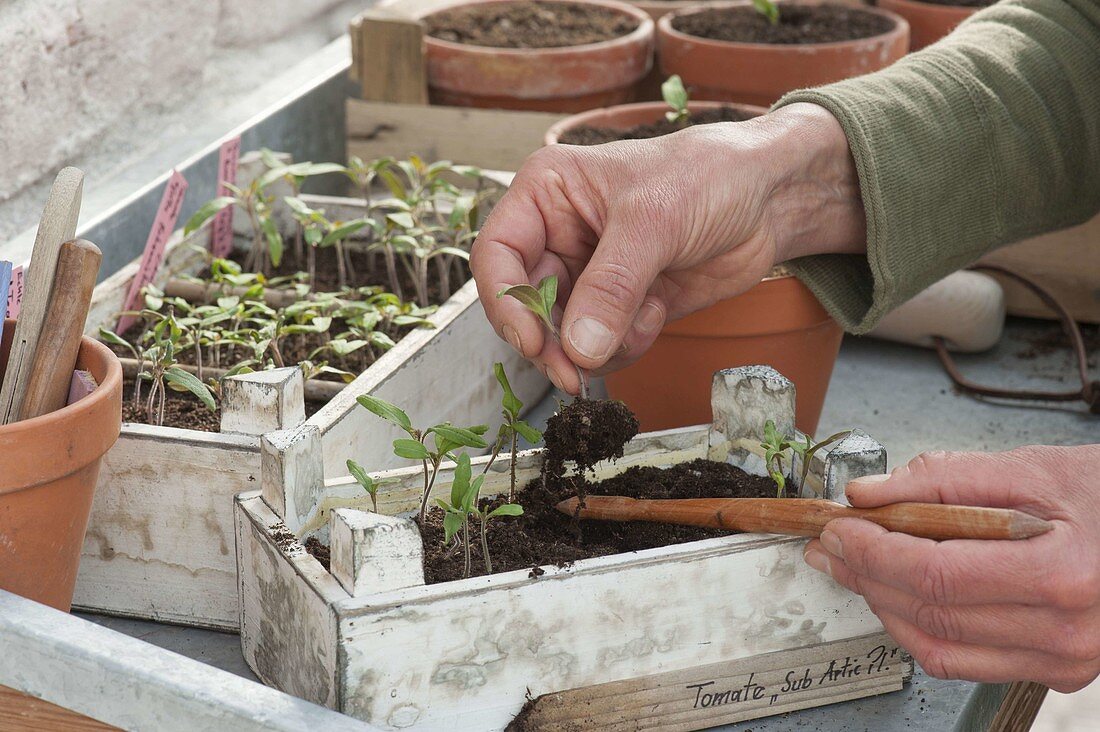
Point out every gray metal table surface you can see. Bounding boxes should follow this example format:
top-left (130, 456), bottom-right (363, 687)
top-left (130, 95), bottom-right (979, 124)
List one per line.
top-left (81, 317), bottom-right (1098, 731)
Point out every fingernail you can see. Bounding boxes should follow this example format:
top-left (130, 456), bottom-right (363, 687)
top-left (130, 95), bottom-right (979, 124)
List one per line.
top-left (502, 325), bottom-right (523, 354)
top-left (633, 302), bottom-right (664, 335)
top-left (820, 530), bottom-right (843, 559)
top-left (804, 549), bottom-right (831, 576)
top-left (546, 367), bottom-right (567, 393)
top-left (567, 317), bottom-right (614, 361)
top-left (850, 474), bottom-right (891, 486)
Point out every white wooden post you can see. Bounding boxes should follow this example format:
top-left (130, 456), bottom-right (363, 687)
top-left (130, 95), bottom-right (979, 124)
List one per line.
top-left (820, 430), bottom-right (888, 505)
top-left (329, 509), bottom-right (425, 597)
top-left (261, 425), bottom-right (324, 534)
top-left (221, 367), bottom-right (306, 436)
top-left (708, 365), bottom-right (796, 477)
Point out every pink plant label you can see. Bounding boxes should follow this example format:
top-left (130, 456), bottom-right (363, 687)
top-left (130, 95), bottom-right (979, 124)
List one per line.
top-left (117, 170), bottom-right (189, 333)
top-left (67, 369), bottom-right (99, 405)
top-left (5, 265), bottom-right (24, 321)
top-left (211, 136), bottom-right (241, 259)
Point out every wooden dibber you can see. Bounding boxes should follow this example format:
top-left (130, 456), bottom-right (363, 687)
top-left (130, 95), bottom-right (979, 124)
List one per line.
top-left (556, 496), bottom-right (1053, 541)
top-left (19, 240), bottom-right (102, 420)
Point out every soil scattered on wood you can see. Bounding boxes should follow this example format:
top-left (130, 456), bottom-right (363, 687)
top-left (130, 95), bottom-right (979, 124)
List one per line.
top-left (419, 458), bottom-right (777, 584)
top-left (671, 5), bottom-right (896, 44)
top-left (304, 536), bottom-right (331, 571)
top-left (425, 0), bottom-right (640, 48)
top-left (557, 106), bottom-right (759, 145)
top-left (542, 398), bottom-right (639, 481)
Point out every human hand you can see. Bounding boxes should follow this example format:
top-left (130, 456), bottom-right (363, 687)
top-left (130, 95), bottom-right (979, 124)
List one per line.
top-left (804, 445), bottom-right (1100, 692)
top-left (470, 103), bottom-right (866, 394)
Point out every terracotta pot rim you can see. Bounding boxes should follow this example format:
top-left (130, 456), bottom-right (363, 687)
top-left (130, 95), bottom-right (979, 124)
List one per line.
top-left (658, 0), bottom-right (909, 51)
top-left (421, 0), bottom-right (656, 58)
top-left (545, 99), bottom-right (768, 144)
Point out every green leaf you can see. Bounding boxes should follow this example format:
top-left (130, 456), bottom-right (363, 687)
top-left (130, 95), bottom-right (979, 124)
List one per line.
top-left (488, 503), bottom-right (524, 519)
top-left (393, 438), bottom-right (431, 460)
top-left (328, 338), bottom-right (369, 356)
top-left (163, 367), bottom-right (216, 411)
top-left (320, 219), bottom-right (370, 248)
top-left (450, 452), bottom-right (473, 508)
top-left (262, 216), bottom-right (284, 267)
top-left (284, 196), bottom-right (314, 216)
top-left (537, 275), bottom-right (558, 315)
top-left (513, 420), bottom-right (542, 445)
top-left (462, 474), bottom-right (484, 513)
top-left (356, 394), bottom-right (414, 433)
top-left (99, 327), bottom-right (133, 350)
top-left (346, 459), bottom-right (375, 496)
top-left (430, 425), bottom-right (488, 449)
top-left (442, 511), bottom-right (463, 544)
top-left (183, 197), bottom-right (236, 235)
top-left (752, 0), bottom-right (779, 24)
top-left (386, 211), bottom-right (415, 230)
top-left (493, 362), bottom-right (522, 417)
top-left (661, 75), bottom-right (689, 117)
top-left (496, 281), bottom-right (554, 332)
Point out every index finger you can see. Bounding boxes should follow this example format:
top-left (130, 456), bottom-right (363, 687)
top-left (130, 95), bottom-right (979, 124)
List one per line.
top-left (822, 516), bottom-right (1064, 607)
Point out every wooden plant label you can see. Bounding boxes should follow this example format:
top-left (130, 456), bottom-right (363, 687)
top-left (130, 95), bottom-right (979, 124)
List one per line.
top-left (67, 369), bottom-right (98, 405)
top-left (117, 170), bottom-right (188, 333)
top-left (211, 136), bottom-right (241, 259)
top-left (2, 265), bottom-right (23, 322)
top-left (517, 633), bottom-right (911, 730)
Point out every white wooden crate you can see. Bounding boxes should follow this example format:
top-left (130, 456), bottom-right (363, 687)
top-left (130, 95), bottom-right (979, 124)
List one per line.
top-left (73, 154), bottom-right (546, 629)
top-left (236, 365), bottom-right (910, 730)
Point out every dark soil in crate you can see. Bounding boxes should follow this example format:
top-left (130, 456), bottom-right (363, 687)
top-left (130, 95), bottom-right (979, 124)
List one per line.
top-left (557, 106), bottom-right (760, 146)
top-left (543, 398), bottom-right (640, 479)
top-left (425, 0), bottom-right (640, 48)
top-left (671, 5), bottom-right (896, 44)
top-left (418, 458), bottom-right (777, 584)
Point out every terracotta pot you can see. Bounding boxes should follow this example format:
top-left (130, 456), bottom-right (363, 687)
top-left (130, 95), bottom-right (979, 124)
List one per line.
top-left (544, 99), bottom-right (767, 143)
top-left (0, 321), bottom-right (122, 611)
top-left (657, 0), bottom-right (909, 106)
top-left (878, 0), bottom-right (975, 50)
top-left (603, 277), bottom-right (844, 434)
top-left (421, 0), bottom-right (655, 112)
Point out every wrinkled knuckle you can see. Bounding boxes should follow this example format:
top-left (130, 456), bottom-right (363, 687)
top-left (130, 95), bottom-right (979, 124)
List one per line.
top-left (906, 451), bottom-right (948, 481)
top-left (1048, 564), bottom-right (1100, 610)
top-left (914, 602), bottom-right (960, 642)
top-left (583, 262), bottom-right (643, 316)
top-left (916, 646), bottom-right (959, 681)
top-left (915, 554), bottom-right (956, 606)
top-left (1055, 621), bottom-right (1100, 663)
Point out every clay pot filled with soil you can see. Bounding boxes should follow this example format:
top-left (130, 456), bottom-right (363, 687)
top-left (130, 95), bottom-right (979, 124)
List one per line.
top-left (0, 321), bottom-right (122, 611)
top-left (657, 0), bottom-right (909, 106)
top-left (878, 0), bottom-right (989, 50)
top-left (421, 0), bottom-right (655, 112)
top-left (545, 101), bottom-right (842, 433)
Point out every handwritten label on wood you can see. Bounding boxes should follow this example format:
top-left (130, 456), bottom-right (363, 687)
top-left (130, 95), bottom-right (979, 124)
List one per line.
top-left (3, 265), bottom-right (24, 322)
top-left (117, 170), bottom-right (188, 333)
top-left (517, 632), bottom-right (911, 730)
top-left (211, 136), bottom-right (241, 258)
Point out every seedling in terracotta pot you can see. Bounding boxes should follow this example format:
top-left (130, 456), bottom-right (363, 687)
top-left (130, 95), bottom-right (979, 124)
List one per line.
top-left (355, 393), bottom-right (489, 521)
top-left (662, 75), bottom-right (690, 124)
top-left (753, 0), bottom-right (780, 25)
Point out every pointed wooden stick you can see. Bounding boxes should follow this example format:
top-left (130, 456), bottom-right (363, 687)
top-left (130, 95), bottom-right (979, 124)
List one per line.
top-left (555, 496), bottom-right (1053, 541)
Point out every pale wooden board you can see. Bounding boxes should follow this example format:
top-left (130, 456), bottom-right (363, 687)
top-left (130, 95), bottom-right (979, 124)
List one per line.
top-left (0, 685), bottom-right (119, 732)
top-left (236, 492), bottom-right (348, 709)
top-left (347, 99), bottom-right (565, 172)
top-left (0, 589), bottom-right (374, 732)
top-left (72, 426), bottom-right (261, 629)
top-left (330, 533), bottom-right (889, 730)
top-left (351, 10), bottom-right (428, 104)
top-left (980, 214), bottom-right (1100, 323)
top-left (518, 632), bottom-right (910, 730)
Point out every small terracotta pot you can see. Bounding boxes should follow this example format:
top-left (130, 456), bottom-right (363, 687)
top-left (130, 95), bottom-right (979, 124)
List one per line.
top-left (657, 0), bottom-right (909, 106)
top-left (0, 321), bottom-right (122, 611)
top-left (544, 99), bottom-right (768, 144)
top-left (603, 277), bottom-right (844, 435)
top-left (878, 0), bottom-right (975, 50)
top-left (421, 0), bottom-right (656, 112)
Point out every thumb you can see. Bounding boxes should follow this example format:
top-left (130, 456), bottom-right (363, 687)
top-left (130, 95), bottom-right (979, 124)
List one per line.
top-left (846, 450), bottom-right (1021, 509)
top-left (560, 219), bottom-right (665, 370)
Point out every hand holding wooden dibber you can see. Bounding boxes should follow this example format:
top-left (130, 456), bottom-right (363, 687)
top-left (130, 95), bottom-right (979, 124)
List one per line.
top-left (18, 239), bottom-right (101, 420)
top-left (555, 496), bottom-right (1053, 541)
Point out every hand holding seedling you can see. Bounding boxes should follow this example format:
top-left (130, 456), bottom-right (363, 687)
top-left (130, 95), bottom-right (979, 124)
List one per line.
top-left (803, 445), bottom-right (1100, 693)
top-left (471, 103), bottom-right (867, 394)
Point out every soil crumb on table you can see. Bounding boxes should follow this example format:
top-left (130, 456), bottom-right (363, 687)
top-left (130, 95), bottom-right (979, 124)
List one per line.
top-left (426, 0), bottom-right (640, 48)
top-left (558, 106), bottom-right (758, 146)
top-left (671, 5), bottom-right (896, 44)
top-left (420, 458), bottom-right (776, 584)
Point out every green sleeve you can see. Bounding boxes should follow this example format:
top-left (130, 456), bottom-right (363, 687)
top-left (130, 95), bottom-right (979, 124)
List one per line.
top-left (774, 0), bottom-right (1100, 333)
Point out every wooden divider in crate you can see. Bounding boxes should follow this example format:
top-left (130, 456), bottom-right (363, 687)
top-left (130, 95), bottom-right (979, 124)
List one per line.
top-left (237, 365), bottom-right (905, 731)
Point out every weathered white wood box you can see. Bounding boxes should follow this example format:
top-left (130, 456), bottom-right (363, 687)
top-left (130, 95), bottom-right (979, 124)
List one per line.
top-left (236, 366), bottom-right (912, 731)
top-left (74, 154), bottom-right (546, 630)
